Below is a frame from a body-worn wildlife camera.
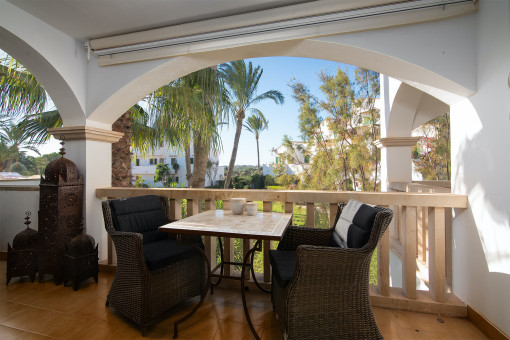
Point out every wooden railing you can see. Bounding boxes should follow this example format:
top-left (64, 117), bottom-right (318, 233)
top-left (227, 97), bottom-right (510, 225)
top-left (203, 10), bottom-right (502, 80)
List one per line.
top-left (389, 181), bottom-right (453, 299)
top-left (96, 187), bottom-right (468, 315)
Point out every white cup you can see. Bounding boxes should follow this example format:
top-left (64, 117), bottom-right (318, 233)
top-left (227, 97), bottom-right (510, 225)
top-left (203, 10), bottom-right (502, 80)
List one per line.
top-left (246, 202), bottom-right (258, 216)
top-left (230, 198), bottom-right (246, 215)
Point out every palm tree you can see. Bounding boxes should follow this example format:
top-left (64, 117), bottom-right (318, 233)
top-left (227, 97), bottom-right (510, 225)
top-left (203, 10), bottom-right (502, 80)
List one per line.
top-left (243, 114), bottom-right (268, 174)
top-left (0, 122), bottom-right (40, 171)
top-left (2, 53), bottom-right (225, 188)
top-left (1, 52), bottom-right (159, 187)
top-left (0, 142), bottom-right (17, 171)
top-left (154, 163), bottom-right (172, 187)
top-left (219, 60), bottom-right (284, 188)
top-left (145, 67), bottom-right (227, 188)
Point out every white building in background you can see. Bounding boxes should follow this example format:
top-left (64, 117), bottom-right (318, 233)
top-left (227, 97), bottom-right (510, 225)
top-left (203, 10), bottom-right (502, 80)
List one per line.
top-left (265, 141), bottom-right (310, 177)
top-left (268, 98), bottom-right (383, 177)
top-left (131, 143), bottom-right (224, 187)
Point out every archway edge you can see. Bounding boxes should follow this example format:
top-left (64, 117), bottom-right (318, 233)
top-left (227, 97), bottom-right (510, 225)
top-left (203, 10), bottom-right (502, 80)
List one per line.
top-left (0, 0), bottom-right (87, 125)
top-left (88, 36), bottom-right (474, 126)
top-left (0, 27), bottom-right (86, 125)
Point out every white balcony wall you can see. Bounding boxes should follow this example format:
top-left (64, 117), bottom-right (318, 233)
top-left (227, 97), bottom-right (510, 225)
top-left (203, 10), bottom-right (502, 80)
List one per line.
top-left (449, 0), bottom-right (510, 333)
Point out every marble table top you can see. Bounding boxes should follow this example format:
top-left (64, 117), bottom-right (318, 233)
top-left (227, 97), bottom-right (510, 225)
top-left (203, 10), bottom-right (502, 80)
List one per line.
top-left (159, 209), bottom-right (293, 240)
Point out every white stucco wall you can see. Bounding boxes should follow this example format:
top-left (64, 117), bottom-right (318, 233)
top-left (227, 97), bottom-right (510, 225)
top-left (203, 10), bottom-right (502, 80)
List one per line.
top-left (0, 188), bottom-right (39, 252)
top-left (449, 0), bottom-right (510, 335)
top-left (64, 139), bottom-right (112, 260)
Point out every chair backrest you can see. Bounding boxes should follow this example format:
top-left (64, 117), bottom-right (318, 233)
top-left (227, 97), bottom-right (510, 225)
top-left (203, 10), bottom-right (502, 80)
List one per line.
top-left (106, 195), bottom-right (169, 244)
top-left (331, 200), bottom-right (392, 249)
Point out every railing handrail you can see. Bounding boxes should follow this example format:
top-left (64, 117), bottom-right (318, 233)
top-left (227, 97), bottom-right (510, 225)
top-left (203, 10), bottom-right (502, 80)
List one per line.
top-left (96, 187), bottom-right (467, 208)
top-left (389, 181), bottom-right (451, 193)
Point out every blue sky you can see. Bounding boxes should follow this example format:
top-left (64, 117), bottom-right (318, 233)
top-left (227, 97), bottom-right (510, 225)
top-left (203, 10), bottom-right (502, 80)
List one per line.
top-left (35, 57), bottom-right (355, 166)
top-left (218, 56), bottom-right (354, 166)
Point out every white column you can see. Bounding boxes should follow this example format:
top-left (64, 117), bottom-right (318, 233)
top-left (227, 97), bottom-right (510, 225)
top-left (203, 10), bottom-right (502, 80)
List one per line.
top-left (377, 138), bottom-right (420, 192)
top-left (49, 126), bottom-right (123, 260)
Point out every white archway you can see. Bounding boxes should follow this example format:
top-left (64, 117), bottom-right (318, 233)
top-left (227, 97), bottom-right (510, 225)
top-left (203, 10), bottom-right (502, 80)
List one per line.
top-left (0, 27), bottom-right (85, 125)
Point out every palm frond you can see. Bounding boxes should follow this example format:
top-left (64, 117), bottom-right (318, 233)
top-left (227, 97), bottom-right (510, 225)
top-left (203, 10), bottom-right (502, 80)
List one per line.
top-left (0, 57), bottom-right (48, 117)
top-left (19, 110), bottom-right (62, 145)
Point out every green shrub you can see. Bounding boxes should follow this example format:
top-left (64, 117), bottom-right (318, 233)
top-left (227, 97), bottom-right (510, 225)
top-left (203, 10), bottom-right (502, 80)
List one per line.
top-left (275, 174), bottom-right (299, 188)
top-left (265, 174), bottom-right (276, 186)
top-left (251, 174), bottom-right (265, 189)
top-left (232, 176), bottom-right (251, 189)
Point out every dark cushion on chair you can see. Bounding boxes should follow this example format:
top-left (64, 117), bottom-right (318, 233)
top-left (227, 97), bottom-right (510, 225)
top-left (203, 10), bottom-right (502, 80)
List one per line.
top-left (110, 195), bottom-right (168, 244)
top-left (143, 238), bottom-right (203, 271)
top-left (331, 199), bottom-right (379, 248)
top-left (269, 250), bottom-right (297, 288)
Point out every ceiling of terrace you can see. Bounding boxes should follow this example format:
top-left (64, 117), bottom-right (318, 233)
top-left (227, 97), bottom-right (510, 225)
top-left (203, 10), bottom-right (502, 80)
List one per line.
top-left (7, 0), bottom-right (319, 41)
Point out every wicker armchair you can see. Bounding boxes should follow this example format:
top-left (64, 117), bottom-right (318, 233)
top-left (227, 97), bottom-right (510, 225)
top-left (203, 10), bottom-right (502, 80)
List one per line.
top-left (102, 195), bottom-right (205, 335)
top-left (270, 202), bottom-right (393, 340)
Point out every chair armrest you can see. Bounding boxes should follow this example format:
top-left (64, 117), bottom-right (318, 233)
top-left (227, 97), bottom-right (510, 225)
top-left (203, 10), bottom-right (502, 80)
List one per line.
top-left (109, 231), bottom-right (149, 274)
top-left (277, 226), bottom-right (334, 251)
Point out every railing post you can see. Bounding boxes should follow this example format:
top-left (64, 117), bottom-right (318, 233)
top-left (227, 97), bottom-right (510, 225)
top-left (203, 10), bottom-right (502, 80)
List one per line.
top-left (170, 199), bottom-right (182, 220)
top-left (402, 206), bottom-right (417, 299)
top-left (285, 202), bottom-right (293, 224)
top-left (187, 198), bottom-right (199, 216)
top-left (422, 206), bottom-right (429, 262)
top-left (306, 202), bottom-right (314, 227)
top-left (445, 207), bottom-right (453, 292)
top-left (203, 200), bottom-right (216, 267)
top-left (263, 201), bottom-right (273, 283)
top-left (390, 205), bottom-right (401, 241)
top-left (429, 207), bottom-right (446, 302)
top-left (417, 205), bottom-right (424, 261)
top-left (329, 203), bottom-right (338, 228)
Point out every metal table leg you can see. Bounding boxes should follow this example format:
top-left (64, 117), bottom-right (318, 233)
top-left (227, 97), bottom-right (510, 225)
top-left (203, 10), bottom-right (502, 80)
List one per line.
top-left (241, 239), bottom-right (263, 340)
top-left (210, 236), bottom-right (225, 294)
top-left (173, 234), bottom-right (211, 339)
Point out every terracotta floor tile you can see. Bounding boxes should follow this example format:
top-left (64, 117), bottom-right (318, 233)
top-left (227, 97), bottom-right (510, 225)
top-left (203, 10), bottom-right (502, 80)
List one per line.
top-left (442, 315), bottom-right (489, 339)
top-left (0, 301), bottom-right (32, 323)
top-left (206, 286), bottom-right (239, 305)
top-left (233, 289), bottom-right (273, 309)
top-left (0, 324), bottom-right (30, 340)
top-left (0, 305), bottom-right (94, 339)
top-left (195, 300), bottom-right (233, 320)
top-left (66, 318), bottom-right (142, 340)
top-left (0, 262), bottom-right (492, 340)
top-left (213, 320), bottom-right (264, 340)
top-left (393, 309), bottom-right (453, 333)
top-left (172, 315), bottom-right (221, 339)
top-left (7, 289), bottom-right (93, 315)
top-left (373, 307), bottom-right (402, 336)
top-left (261, 313), bottom-right (284, 340)
top-left (223, 303), bottom-right (272, 326)
top-left (0, 324), bottom-right (60, 340)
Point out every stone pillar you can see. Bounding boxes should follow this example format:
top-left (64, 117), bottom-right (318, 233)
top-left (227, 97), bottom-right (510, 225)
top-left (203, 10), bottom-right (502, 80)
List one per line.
top-left (48, 126), bottom-right (123, 260)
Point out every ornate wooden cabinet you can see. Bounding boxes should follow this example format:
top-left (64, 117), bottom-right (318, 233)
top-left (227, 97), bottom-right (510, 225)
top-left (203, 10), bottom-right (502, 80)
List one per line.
top-left (38, 144), bottom-right (83, 284)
